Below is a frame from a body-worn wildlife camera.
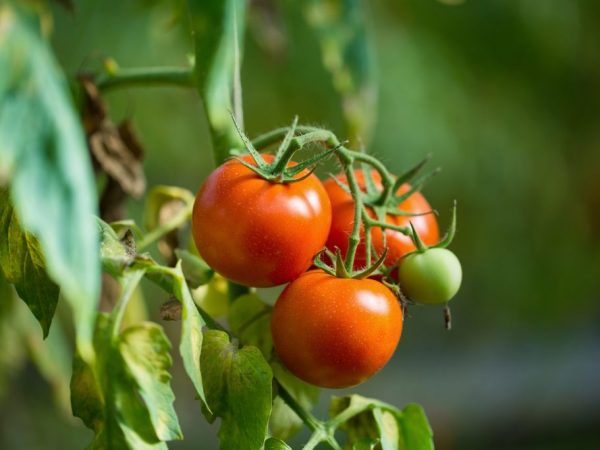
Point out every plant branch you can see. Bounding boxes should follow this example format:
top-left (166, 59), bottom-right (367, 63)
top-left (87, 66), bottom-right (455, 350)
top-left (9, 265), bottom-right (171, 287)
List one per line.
top-left (364, 218), bottom-right (411, 235)
top-left (137, 202), bottom-right (193, 251)
top-left (327, 398), bottom-right (400, 430)
top-left (341, 159), bottom-right (363, 272)
top-left (276, 382), bottom-right (321, 432)
top-left (95, 66), bottom-right (195, 91)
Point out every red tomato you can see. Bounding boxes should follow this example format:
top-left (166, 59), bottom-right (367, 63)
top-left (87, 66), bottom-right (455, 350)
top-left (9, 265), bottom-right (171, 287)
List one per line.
top-left (192, 155), bottom-right (331, 287)
top-left (323, 170), bottom-right (439, 269)
top-left (271, 270), bottom-right (403, 388)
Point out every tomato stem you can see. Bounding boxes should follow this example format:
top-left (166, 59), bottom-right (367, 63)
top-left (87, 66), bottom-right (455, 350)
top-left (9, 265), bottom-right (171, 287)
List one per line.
top-left (364, 218), bottom-right (410, 235)
top-left (341, 156), bottom-right (364, 273)
top-left (444, 305), bottom-right (452, 330)
top-left (433, 200), bottom-right (458, 249)
top-left (409, 222), bottom-right (429, 253)
top-left (277, 384), bottom-right (341, 450)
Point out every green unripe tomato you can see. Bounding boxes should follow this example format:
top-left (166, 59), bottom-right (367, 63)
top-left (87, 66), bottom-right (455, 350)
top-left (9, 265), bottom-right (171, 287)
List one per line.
top-left (398, 248), bottom-right (462, 304)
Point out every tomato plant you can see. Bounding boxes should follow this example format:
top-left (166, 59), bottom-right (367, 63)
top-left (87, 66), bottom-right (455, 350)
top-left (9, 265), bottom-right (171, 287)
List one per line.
top-left (324, 169), bottom-right (439, 269)
top-left (0, 1), bottom-right (463, 449)
top-left (192, 154), bottom-right (331, 287)
top-left (272, 270), bottom-right (403, 388)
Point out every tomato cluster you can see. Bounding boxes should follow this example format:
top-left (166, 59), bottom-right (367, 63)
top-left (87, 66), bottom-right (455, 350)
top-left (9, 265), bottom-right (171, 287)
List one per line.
top-left (192, 146), bottom-right (461, 389)
top-left (324, 169), bottom-right (439, 269)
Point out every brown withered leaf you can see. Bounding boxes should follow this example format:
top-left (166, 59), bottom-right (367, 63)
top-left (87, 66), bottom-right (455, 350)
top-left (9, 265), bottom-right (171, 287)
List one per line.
top-left (160, 298), bottom-right (182, 322)
top-left (80, 76), bottom-right (146, 201)
top-left (79, 76), bottom-right (147, 307)
top-left (80, 76), bottom-right (106, 136)
top-left (99, 177), bottom-right (128, 222)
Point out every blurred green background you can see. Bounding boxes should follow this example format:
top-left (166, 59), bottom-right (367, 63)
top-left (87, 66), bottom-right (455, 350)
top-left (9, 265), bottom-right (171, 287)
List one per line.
top-left (2, 0), bottom-right (600, 448)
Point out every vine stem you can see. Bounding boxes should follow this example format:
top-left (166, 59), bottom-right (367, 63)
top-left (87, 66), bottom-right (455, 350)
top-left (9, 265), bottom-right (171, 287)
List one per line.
top-left (95, 66), bottom-right (194, 91)
top-left (137, 202), bottom-right (193, 251)
top-left (276, 383), bottom-right (321, 432)
top-left (341, 153), bottom-right (363, 272)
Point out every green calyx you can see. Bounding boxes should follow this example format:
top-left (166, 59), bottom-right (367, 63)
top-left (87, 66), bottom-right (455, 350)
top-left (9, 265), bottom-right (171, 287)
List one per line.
top-left (312, 247), bottom-right (388, 280)
top-left (407, 200), bottom-right (458, 256)
top-left (230, 115), bottom-right (337, 184)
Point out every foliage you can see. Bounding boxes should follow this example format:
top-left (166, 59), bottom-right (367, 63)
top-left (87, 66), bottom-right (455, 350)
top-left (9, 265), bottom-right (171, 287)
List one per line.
top-left (0, 0), bottom-right (444, 449)
top-left (201, 330), bottom-right (273, 450)
top-left (0, 2), bottom-right (99, 362)
top-left (0, 189), bottom-right (58, 338)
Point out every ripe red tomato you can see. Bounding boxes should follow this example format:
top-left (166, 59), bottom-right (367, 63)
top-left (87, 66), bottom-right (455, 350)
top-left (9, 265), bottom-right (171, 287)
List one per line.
top-left (323, 170), bottom-right (439, 269)
top-left (192, 155), bottom-right (332, 287)
top-left (271, 270), bottom-right (403, 388)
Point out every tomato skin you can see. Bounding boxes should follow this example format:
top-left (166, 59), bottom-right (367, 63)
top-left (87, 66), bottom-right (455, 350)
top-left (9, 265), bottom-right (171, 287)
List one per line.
top-left (192, 155), bottom-right (332, 287)
top-left (398, 248), bottom-right (462, 304)
top-left (323, 170), bottom-right (439, 269)
top-left (271, 270), bottom-right (403, 388)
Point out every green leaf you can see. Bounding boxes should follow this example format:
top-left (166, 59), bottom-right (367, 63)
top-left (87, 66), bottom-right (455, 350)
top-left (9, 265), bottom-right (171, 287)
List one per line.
top-left (188, 0), bottom-right (247, 159)
top-left (174, 248), bottom-right (214, 288)
top-left (98, 218), bottom-right (136, 277)
top-left (72, 313), bottom-right (182, 449)
top-left (170, 262), bottom-right (208, 407)
top-left (330, 395), bottom-right (381, 446)
top-left (70, 350), bottom-right (104, 434)
top-left (0, 190), bottom-right (59, 338)
top-left (192, 273), bottom-right (229, 318)
top-left (228, 293), bottom-right (273, 357)
top-left (0, 4), bottom-right (100, 361)
top-left (373, 408), bottom-right (400, 450)
top-left (271, 362), bottom-right (320, 441)
top-left (329, 396), bottom-right (434, 450)
top-left (303, 0), bottom-right (377, 145)
top-left (396, 404), bottom-right (434, 450)
top-left (201, 330), bottom-right (273, 450)
top-left (119, 323), bottom-right (182, 441)
top-left (264, 437), bottom-right (293, 450)
top-left (132, 260), bottom-right (208, 406)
